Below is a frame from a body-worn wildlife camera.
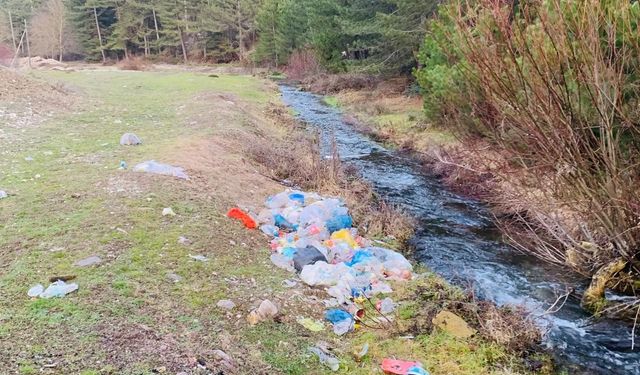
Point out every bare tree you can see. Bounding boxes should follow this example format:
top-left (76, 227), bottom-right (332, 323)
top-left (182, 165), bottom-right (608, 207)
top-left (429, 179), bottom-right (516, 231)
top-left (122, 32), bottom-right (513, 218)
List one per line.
top-left (29, 0), bottom-right (77, 61)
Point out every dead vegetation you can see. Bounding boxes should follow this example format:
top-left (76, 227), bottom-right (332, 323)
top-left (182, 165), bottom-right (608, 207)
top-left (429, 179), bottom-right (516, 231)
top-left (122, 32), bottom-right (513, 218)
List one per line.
top-left (397, 274), bottom-right (542, 355)
top-left (117, 56), bottom-right (150, 71)
top-left (301, 73), bottom-right (380, 94)
top-left (242, 103), bottom-right (415, 244)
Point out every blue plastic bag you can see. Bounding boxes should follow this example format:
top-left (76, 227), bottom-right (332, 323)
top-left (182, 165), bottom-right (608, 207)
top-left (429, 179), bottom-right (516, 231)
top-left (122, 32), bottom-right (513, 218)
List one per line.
top-left (324, 309), bottom-right (352, 323)
top-left (326, 214), bottom-right (353, 233)
top-left (345, 250), bottom-right (373, 267)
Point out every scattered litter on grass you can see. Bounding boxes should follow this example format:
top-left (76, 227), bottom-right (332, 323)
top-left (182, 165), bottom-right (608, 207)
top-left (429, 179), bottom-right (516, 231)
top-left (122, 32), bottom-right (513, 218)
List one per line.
top-left (189, 254), bottom-right (209, 262)
top-left (297, 317), bottom-right (325, 332)
top-left (309, 344), bottom-right (340, 371)
top-left (381, 359), bottom-right (424, 375)
top-left (324, 309), bottom-right (354, 335)
top-left (28, 280), bottom-right (78, 298)
top-left (247, 299), bottom-right (278, 325)
top-left (0, 190), bottom-right (7, 199)
top-left (162, 207), bottom-right (176, 216)
top-left (377, 297), bottom-right (396, 314)
top-left (119, 160), bottom-right (127, 170)
top-left (227, 207), bottom-right (257, 229)
top-left (354, 343), bottom-right (369, 362)
top-left (25, 156), bottom-right (33, 161)
top-left (120, 133), bottom-right (142, 145)
top-left (74, 255), bottom-right (102, 267)
top-left (28, 284), bottom-right (44, 297)
top-left (134, 160), bottom-right (189, 179)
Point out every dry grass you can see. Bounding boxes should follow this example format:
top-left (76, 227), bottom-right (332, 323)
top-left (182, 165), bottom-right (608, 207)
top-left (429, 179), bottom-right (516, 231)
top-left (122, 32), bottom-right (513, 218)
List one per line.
top-left (302, 73), bottom-right (380, 94)
top-left (117, 56), bottom-right (149, 71)
top-left (396, 274), bottom-right (542, 354)
top-left (242, 103), bottom-right (415, 244)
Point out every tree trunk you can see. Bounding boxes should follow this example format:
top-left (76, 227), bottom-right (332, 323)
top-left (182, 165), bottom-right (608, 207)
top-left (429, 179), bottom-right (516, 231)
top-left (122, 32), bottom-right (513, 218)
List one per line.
top-left (179, 27), bottom-right (188, 63)
top-left (236, 0), bottom-right (244, 59)
top-left (183, 0), bottom-right (189, 32)
top-left (8, 11), bottom-right (17, 53)
top-left (144, 35), bottom-right (149, 57)
top-left (93, 7), bottom-right (106, 63)
top-left (24, 19), bottom-right (31, 68)
top-left (58, 14), bottom-right (64, 61)
top-left (152, 8), bottom-right (160, 54)
top-left (10, 30), bottom-right (26, 67)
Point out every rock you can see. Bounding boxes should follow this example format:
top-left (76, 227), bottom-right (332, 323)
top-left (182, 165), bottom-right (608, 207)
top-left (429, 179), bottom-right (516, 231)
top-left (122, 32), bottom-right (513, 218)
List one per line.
top-left (217, 299), bottom-right (236, 310)
top-left (178, 236), bottom-right (192, 246)
top-left (166, 272), bottom-right (182, 283)
top-left (283, 279), bottom-right (297, 288)
top-left (74, 255), bottom-right (102, 267)
top-left (247, 299), bottom-right (278, 325)
top-left (162, 207), bottom-right (176, 216)
top-left (432, 310), bottom-right (475, 338)
top-left (119, 133), bottom-right (142, 145)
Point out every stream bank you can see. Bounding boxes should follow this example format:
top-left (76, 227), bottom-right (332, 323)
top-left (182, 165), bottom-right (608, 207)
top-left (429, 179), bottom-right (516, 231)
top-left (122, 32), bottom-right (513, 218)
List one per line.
top-left (278, 84), bottom-right (640, 374)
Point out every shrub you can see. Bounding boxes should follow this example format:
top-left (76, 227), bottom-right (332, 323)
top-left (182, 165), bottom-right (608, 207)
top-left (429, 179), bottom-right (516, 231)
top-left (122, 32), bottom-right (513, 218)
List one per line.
top-left (416, 0), bottom-right (640, 285)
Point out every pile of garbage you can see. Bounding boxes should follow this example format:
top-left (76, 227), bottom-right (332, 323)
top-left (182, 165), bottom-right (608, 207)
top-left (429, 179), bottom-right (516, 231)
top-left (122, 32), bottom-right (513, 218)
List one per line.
top-left (229, 189), bottom-right (429, 373)
top-left (254, 189), bottom-right (412, 307)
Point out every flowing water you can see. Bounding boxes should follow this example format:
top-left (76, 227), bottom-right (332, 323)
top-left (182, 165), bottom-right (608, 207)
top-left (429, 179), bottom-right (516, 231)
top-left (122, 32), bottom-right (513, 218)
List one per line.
top-left (279, 85), bottom-right (640, 374)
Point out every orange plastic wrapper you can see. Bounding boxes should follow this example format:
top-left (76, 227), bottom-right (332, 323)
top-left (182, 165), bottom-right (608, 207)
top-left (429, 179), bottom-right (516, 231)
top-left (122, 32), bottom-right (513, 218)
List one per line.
top-left (227, 208), bottom-right (257, 229)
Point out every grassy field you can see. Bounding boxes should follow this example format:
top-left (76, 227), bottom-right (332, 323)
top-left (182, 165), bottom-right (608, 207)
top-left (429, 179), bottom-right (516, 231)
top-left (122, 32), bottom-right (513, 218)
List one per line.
top-left (0, 69), bottom-right (546, 375)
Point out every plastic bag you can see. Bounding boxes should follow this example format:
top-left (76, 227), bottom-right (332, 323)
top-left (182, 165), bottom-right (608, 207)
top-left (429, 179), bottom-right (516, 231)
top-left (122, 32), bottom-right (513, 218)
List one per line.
top-left (133, 160), bottom-right (189, 180)
top-left (300, 262), bottom-right (350, 286)
top-left (309, 346), bottom-right (340, 371)
top-left (381, 359), bottom-right (422, 375)
top-left (227, 208), bottom-right (257, 229)
top-left (271, 253), bottom-right (295, 273)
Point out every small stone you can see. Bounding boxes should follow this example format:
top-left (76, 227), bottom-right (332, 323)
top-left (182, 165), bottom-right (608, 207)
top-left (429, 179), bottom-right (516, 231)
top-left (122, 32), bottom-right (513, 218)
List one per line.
top-left (74, 256), bottom-right (102, 267)
top-left (432, 310), bottom-right (476, 338)
top-left (178, 236), bottom-right (192, 246)
top-left (166, 272), bottom-right (182, 283)
top-left (162, 207), bottom-right (176, 216)
top-left (283, 279), bottom-right (297, 288)
top-left (247, 300), bottom-right (278, 325)
top-left (216, 299), bottom-right (236, 310)
top-left (120, 133), bottom-right (142, 146)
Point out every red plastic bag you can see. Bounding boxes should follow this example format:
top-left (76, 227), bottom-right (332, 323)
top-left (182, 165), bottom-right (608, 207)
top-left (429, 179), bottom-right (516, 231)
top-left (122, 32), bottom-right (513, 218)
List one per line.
top-left (227, 208), bottom-right (257, 229)
top-left (381, 359), bottom-right (420, 375)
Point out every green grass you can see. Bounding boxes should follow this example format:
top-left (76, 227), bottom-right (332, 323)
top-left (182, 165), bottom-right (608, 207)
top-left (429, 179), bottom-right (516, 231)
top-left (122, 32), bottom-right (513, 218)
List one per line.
top-left (322, 95), bottom-right (340, 108)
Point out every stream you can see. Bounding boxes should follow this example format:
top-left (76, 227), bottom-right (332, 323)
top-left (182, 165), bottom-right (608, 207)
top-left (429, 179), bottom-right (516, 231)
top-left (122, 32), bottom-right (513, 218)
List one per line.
top-left (279, 85), bottom-right (640, 374)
